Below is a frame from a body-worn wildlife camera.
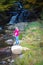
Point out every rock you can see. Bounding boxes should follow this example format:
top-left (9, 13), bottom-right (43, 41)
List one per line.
top-left (11, 45), bottom-right (30, 54)
top-left (7, 22), bottom-right (28, 31)
top-left (11, 45), bottom-right (22, 54)
top-left (0, 61), bottom-right (7, 64)
top-left (5, 39), bottom-right (13, 45)
top-left (22, 47), bottom-right (30, 51)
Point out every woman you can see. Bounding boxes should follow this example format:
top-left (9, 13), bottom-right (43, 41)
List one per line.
top-left (13, 27), bottom-right (20, 45)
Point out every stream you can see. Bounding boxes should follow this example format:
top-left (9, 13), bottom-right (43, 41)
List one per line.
top-left (0, 22), bottom-right (28, 65)
top-left (0, 33), bottom-right (23, 65)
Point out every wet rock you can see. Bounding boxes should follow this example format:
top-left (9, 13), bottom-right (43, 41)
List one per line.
top-left (0, 61), bottom-right (7, 64)
top-left (5, 39), bottom-right (13, 45)
top-left (7, 22), bottom-right (28, 31)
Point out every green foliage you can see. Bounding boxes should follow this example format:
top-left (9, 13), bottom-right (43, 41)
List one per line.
top-left (0, 4), bottom-right (13, 11)
top-left (13, 52), bottom-right (29, 65)
top-left (19, 33), bottom-right (23, 40)
top-left (0, 0), bottom-right (17, 11)
top-left (35, 61), bottom-right (43, 65)
top-left (12, 47), bottom-right (43, 65)
top-left (0, 0), bottom-right (43, 11)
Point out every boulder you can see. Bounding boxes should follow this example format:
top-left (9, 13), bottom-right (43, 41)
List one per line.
top-left (11, 45), bottom-right (30, 54)
top-left (11, 45), bottom-right (22, 54)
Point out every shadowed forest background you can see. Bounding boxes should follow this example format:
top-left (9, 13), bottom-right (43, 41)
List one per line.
top-left (0, 0), bottom-right (43, 26)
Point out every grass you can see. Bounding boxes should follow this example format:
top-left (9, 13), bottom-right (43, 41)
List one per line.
top-left (13, 21), bottom-right (43, 65)
top-left (35, 61), bottom-right (43, 65)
